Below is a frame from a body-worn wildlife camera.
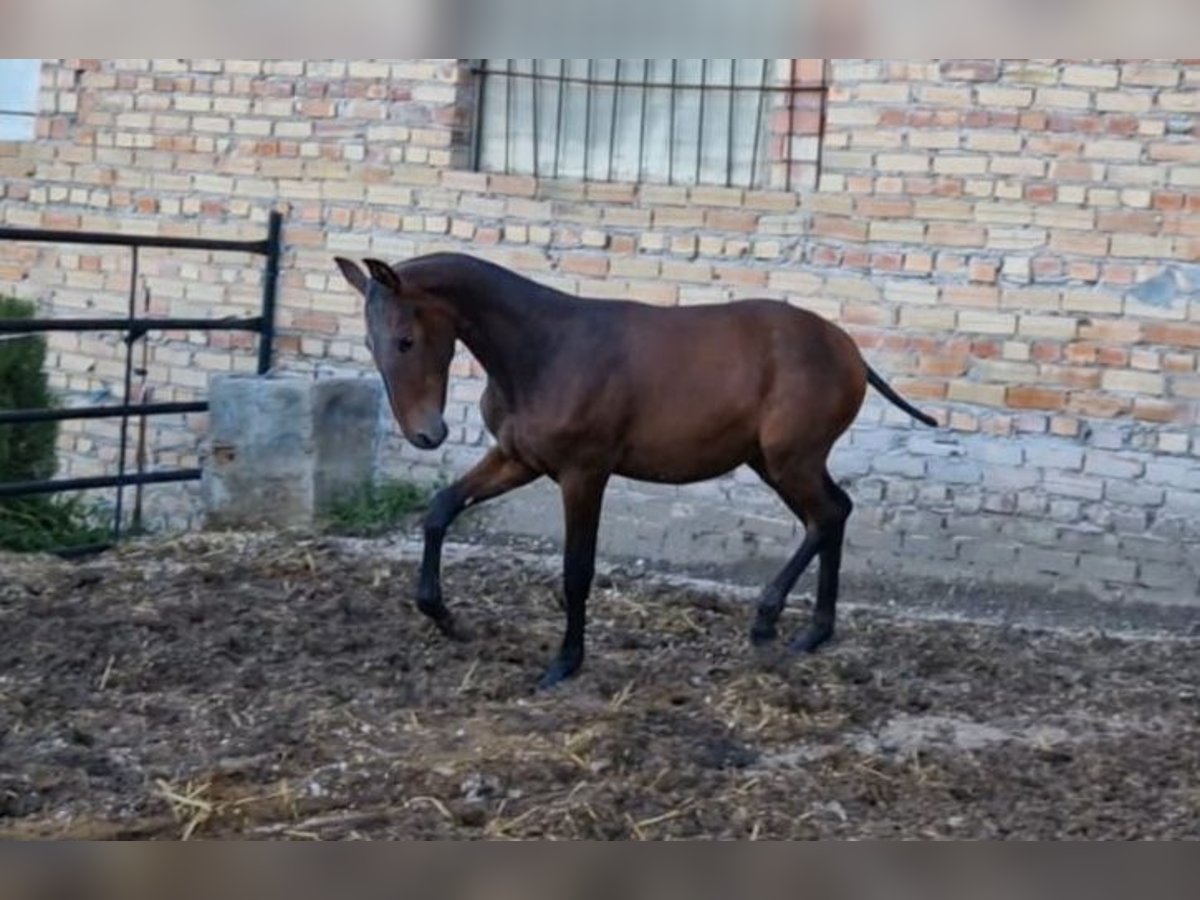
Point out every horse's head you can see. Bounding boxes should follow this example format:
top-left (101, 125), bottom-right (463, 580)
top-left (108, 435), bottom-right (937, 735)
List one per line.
top-left (334, 256), bottom-right (456, 450)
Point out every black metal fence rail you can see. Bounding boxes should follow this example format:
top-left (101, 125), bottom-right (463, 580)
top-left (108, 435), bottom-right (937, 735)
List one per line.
top-left (0, 210), bottom-right (283, 554)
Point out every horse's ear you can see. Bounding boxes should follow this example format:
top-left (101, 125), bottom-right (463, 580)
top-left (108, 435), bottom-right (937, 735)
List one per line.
top-left (364, 258), bottom-right (402, 295)
top-left (334, 257), bottom-right (368, 294)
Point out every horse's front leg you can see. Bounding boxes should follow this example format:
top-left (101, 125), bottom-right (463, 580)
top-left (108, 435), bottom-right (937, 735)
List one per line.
top-left (537, 470), bottom-right (609, 690)
top-left (417, 447), bottom-right (537, 638)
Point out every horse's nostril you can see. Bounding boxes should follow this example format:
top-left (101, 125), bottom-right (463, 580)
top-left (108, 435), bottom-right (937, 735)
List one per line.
top-left (413, 433), bottom-right (434, 449)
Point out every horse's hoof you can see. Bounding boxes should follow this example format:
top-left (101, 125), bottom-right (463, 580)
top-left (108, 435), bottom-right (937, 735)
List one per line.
top-left (749, 621), bottom-right (778, 646)
top-left (434, 615), bottom-right (473, 643)
top-left (788, 626), bottom-right (833, 654)
top-left (535, 656), bottom-right (582, 691)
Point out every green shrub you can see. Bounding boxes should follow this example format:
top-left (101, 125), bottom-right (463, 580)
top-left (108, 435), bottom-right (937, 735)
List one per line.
top-left (0, 295), bottom-right (109, 553)
top-left (0, 296), bottom-right (57, 483)
top-left (323, 478), bottom-right (435, 537)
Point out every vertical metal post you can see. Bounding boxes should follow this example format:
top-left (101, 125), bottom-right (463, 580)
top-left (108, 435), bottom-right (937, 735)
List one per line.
top-left (504, 58), bottom-right (513, 174)
top-left (531, 59), bottom-right (540, 177)
top-left (636, 59), bottom-right (648, 183)
top-left (113, 245), bottom-right (139, 542)
top-left (470, 59), bottom-right (487, 172)
top-left (132, 283), bottom-right (151, 534)
top-left (726, 59), bottom-right (737, 187)
top-left (583, 59), bottom-right (594, 180)
top-left (750, 59), bottom-right (768, 189)
top-left (553, 59), bottom-right (566, 179)
top-left (815, 58), bottom-right (829, 189)
top-left (607, 59), bottom-right (621, 182)
top-left (256, 209), bottom-right (282, 375)
top-left (785, 59), bottom-right (796, 192)
top-left (695, 58), bottom-right (708, 184)
top-left (667, 59), bottom-right (678, 184)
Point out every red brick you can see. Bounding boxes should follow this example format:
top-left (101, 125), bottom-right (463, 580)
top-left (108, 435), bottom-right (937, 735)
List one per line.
top-left (1031, 342), bottom-right (1063, 363)
top-left (560, 255), bottom-right (609, 278)
top-left (892, 378), bottom-right (947, 400)
top-left (1152, 191), bottom-right (1186, 211)
top-left (829, 249), bottom-right (863, 271)
top-left (969, 259), bottom-right (999, 283)
top-left (918, 355), bottom-right (970, 377)
top-left (1007, 386), bottom-right (1066, 410)
top-left (811, 246), bottom-right (841, 266)
top-left (1097, 347), bottom-right (1131, 367)
top-left (1144, 323), bottom-right (1200, 348)
top-left (1024, 183), bottom-right (1057, 203)
top-left (1133, 399), bottom-right (1181, 423)
top-left (705, 209), bottom-right (758, 232)
top-left (1020, 111), bottom-right (1048, 130)
top-left (1096, 210), bottom-right (1159, 234)
top-left (856, 198), bottom-right (914, 218)
top-left (1082, 319), bottom-right (1141, 343)
top-left (941, 60), bottom-right (1000, 82)
top-left (872, 252), bottom-right (904, 272)
top-left (843, 303), bottom-right (891, 326)
top-left (610, 235), bottom-right (637, 255)
top-left (1067, 392), bottom-right (1131, 418)
top-left (812, 216), bottom-right (868, 242)
top-left (1032, 257), bottom-right (1066, 280)
top-left (1040, 365), bottom-right (1102, 389)
top-left (971, 340), bottom-right (1003, 359)
top-left (714, 267), bottom-right (767, 288)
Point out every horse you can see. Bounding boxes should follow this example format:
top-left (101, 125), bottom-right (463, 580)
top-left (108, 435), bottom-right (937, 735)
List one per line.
top-left (334, 252), bottom-right (937, 689)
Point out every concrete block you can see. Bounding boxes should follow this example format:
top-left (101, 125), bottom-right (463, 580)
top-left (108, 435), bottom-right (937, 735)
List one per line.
top-left (987, 466), bottom-right (1042, 490)
top-left (1084, 450), bottom-right (1145, 480)
top-left (1020, 547), bottom-right (1080, 576)
top-left (1078, 554), bottom-right (1140, 585)
top-left (928, 458), bottom-right (984, 484)
top-left (873, 452), bottom-right (927, 478)
top-left (1025, 442), bottom-right (1084, 471)
top-left (1104, 480), bottom-right (1166, 508)
top-left (203, 374), bottom-right (382, 529)
top-left (958, 539), bottom-right (1020, 567)
top-left (1044, 473), bottom-right (1105, 501)
top-left (1139, 562), bottom-right (1193, 591)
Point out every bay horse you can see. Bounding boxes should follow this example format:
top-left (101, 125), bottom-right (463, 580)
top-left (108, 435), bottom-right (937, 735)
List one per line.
top-left (334, 253), bottom-right (936, 689)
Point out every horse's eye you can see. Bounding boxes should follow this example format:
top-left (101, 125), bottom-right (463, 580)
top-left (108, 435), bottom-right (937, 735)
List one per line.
top-left (397, 336), bottom-right (414, 354)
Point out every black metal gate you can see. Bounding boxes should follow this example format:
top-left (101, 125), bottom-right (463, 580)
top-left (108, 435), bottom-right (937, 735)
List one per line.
top-left (0, 211), bottom-right (282, 554)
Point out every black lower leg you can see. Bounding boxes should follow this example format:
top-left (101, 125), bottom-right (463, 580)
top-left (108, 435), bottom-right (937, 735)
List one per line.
top-left (791, 476), bottom-right (851, 653)
top-left (537, 473), bottom-right (605, 690)
top-left (750, 532), bottom-right (821, 645)
top-left (417, 485), bottom-right (465, 637)
top-left (537, 555), bottom-right (591, 689)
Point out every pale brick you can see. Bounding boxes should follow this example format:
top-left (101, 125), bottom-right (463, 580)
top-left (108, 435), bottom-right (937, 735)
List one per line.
top-left (958, 310), bottom-right (1016, 334)
top-left (1018, 314), bottom-right (1078, 339)
top-left (948, 381), bottom-right (1007, 406)
top-left (1101, 369), bottom-right (1165, 395)
top-left (1035, 87), bottom-right (1091, 109)
top-left (1062, 65), bottom-right (1119, 88)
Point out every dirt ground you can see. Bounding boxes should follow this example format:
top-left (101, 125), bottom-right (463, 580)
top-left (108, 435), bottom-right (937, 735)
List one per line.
top-left (2, 532), bottom-right (1199, 840)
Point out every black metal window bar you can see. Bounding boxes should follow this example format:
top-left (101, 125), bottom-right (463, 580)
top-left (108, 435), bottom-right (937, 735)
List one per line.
top-left (0, 211), bottom-right (282, 555)
top-left (471, 59), bottom-right (827, 191)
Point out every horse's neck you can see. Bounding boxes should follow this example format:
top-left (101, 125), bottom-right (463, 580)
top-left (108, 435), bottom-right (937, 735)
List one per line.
top-left (439, 268), bottom-right (563, 402)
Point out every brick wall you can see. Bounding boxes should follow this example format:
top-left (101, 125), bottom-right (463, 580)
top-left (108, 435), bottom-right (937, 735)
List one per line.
top-left (2, 58), bottom-right (1198, 602)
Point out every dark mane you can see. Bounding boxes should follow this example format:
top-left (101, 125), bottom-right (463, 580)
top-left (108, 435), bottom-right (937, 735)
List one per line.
top-left (396, 252), bottom-right (569, 305)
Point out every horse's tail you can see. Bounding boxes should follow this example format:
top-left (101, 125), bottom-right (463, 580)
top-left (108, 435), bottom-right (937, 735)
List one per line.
top-left (865, 365), bottom-right (938, 427)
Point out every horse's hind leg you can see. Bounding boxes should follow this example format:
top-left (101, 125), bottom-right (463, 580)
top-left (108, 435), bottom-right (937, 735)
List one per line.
top-left (749, 460), bottom-right (852, 653)
top-left (793, 472), bottom-right (852, 652)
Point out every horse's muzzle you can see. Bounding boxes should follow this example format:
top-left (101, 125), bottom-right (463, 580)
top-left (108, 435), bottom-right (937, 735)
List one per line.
top-left (410, 419), bottom-right (449, 450)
